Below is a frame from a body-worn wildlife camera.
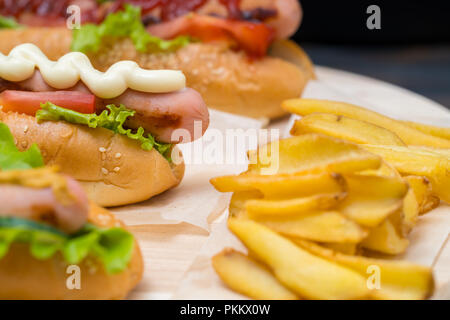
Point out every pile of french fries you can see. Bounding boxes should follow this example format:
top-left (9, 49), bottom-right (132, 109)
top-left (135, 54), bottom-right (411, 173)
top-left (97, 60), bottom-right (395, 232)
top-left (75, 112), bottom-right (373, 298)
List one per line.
top-left (210, 99), bottom-right (449, 300)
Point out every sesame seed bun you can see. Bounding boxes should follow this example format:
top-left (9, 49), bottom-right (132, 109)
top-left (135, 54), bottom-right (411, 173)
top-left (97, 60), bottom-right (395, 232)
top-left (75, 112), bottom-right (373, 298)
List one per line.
top-left (0, 203), bottom-right (143, 300)
top-left (0, 28), bottom-right (314, 119)
top-left (0, 111), bottom-right (185, 207)
top-left (92, 41), bottom-right (313, 119)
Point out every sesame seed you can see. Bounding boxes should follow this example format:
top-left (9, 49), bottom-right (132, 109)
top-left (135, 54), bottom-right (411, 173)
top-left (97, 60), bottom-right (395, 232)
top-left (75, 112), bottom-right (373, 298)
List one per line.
top-left (113, 167), bottom-right (120, 173)
top-left (101, 168), bottom-right (109, 175)
top-left (23, 125), bottom-right (29, 133)
top-left (212, 67), bottom-right (225, 76)
top-left (99, 147), bottom-right (106, 153)
top-left (115, 153), bottom-right (122, 159)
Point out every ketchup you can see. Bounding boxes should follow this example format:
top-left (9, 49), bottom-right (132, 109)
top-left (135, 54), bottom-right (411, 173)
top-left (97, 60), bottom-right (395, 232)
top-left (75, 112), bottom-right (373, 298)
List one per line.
top-left (0, 0), bottom-right (68, 17)
top-left (111, 0), bottom-right (246, 21)
top-left (0, 0), bottom-right (99, 23)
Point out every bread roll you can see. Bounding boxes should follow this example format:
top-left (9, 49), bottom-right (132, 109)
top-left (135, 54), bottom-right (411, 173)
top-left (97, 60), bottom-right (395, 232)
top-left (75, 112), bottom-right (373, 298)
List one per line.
top-left (0, 204), bottom-right (143, 300)
top-left (0, 28), bottom-right (72, 61)
top-left (92, 40), bottom-right (310, 119)
top-left (0, 111), bottom-right (185, 207)
top-left (0, 28), bottom-right (312, 119)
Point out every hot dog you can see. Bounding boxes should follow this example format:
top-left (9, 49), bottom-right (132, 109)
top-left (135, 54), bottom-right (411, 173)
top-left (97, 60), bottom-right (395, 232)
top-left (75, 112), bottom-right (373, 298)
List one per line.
top-left (0, 163), bottom-right (143, 299)
top-left (0, 173), bottom-right (88, 234)
top-left (2, 69), bottom-right (209, 143)
top-left (0, 0), bottom-right (314, 119)
top-left (0, 43), bottom-right (208, 206)
top-left (0, 0), bottom-right (301, 39)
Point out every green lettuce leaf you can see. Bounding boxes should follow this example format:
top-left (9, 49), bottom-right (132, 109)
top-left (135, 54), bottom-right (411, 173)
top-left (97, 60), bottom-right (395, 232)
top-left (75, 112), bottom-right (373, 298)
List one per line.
top-left (0, 123), bottom-right (44, 170)
top-left (0, 217), bottom-right (134, 274)
top-left (36, 102), bottom-right (172, 159)
top-left (71, 4), bottom-right (190, 53)
top-left (0, 15), bottom-right (22, 29)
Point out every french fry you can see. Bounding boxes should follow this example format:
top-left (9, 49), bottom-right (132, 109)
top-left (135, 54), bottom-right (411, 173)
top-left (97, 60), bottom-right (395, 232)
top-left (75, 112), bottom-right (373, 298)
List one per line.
top-left (320, 242), bottom-right (359, 255)
top-left (229, 190), bottom-right (262, 217)
top-left (211, 171), bottom-right (346, 199)
top-left (402, 180), bottom-right (420, 234)
top-left (247, 134), bottom-right (381, 175)
top-left (295, 240), bottom-right (434, 300)
top-left (405, 175), bottom-right (440, 214)
top-left (401, 121), bottom-right (450, 140)
top-left (212, 249), bottom-right (299, 300)
top-left (246, 193), bottom-right (346, 218)
top-left (282, 99), bottom-right (450, 148)
top-left (402, 176), bottom-right (440, 234)
top-left (338, 174), bottom-right (408, 227)
top-left (291, 113), bottom-right (405, 146)
top-left (408, 145), bottom-right (450, 158)
top-left (362, 144), bottom-right (450, 203)
top-left (361, 214), bottom-right (409, 255)
top-left (250, 210), bottom-right (367, 243)
top-left (228, 218), bottom-right (370, 299)
top-left (359, 160), bottom-right (402, 178)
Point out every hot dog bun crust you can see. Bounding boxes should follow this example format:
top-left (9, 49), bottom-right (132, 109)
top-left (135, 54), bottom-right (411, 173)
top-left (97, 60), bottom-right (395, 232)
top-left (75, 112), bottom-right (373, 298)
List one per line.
top-left (0, 28), bottom-right (313, 119)
top-left (94, 40), bottom-right (312, 119)
top-left (0, 204), bottom-right (143, 300)
top-left (0, 111), bottom-right (185, 207)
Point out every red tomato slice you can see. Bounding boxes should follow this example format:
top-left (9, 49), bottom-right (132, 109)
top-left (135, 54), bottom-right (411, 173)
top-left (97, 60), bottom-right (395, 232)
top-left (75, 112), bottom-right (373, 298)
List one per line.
top-left (0, 90), bottom-right (95, 115)
top-left (148, 14), bottom-right (275, 58)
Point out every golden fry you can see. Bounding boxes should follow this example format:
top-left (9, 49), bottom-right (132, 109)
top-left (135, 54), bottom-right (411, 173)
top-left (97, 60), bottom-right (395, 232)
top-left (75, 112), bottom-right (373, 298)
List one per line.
top-left (361, 215), bottom-right (409, 255)
top-left (292, 113), bottom-right (405, 146)
top-left (247, 134), bottom-right (381, 175)
top-left (408, 146), bottom-right (450, 158)
top-left (402, 180), bottom-right (420, 234)
top-left (338, 174), bottom-right (408, 227)
top-left (359, 161), bottom-right (402, 178)
top-left (212, 249), bottom-right (299, 300)
top-left (320, 242), bottom-right (359, 255)
top-left (246, 193), bottom-right (346, 218)
top-left (362, 144), bottom-right (450, 203)
top-left (405, 176), bottom-right (440, 213)
top-left (211, 171), bottom-right (346, 199)
top-left (229, 190), bottom-right (262, 217)
top-left (282, 99), bottom-right (450, 148)
top-left (295, 240), bottom-right (434, 300)
top-left (228, 218), bottom-right (370, 299)
top-left (401, 121), bottom-right (450, 140)
top-left (250, 210), bottom-right (367, 243)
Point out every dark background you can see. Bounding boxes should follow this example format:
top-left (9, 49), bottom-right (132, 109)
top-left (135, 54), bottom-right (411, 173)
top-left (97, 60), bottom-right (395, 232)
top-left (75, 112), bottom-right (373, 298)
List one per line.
top-left (291, 0), bottom-right (450, 109)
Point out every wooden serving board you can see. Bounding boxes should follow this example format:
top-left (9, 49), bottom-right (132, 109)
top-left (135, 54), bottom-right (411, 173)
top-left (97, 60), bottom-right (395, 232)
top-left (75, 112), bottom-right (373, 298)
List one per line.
top-left (117, 67), bottom-right (450, 300)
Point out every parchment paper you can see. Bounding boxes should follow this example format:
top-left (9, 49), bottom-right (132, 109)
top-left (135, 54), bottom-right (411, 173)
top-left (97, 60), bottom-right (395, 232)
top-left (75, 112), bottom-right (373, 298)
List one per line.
top-left (173, 206), bottom-right (450, 299)
top-left (111, 109), bottom-right (267, 231)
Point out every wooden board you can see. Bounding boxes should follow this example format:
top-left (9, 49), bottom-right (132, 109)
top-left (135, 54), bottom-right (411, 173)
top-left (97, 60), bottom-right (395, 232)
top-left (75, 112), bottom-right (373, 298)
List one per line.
top-left (120, 66), bottom-right (450, 299)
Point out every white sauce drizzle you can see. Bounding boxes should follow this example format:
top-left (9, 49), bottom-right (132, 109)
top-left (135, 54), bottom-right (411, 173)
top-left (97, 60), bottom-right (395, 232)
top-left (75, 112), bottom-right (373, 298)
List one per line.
top-left (0, 43), bottom-right (186, 99)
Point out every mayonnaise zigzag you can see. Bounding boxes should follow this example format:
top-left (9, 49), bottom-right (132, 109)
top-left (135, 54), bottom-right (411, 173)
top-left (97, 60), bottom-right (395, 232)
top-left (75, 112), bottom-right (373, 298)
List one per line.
top-left (0, 43), bottom-right (186, 99)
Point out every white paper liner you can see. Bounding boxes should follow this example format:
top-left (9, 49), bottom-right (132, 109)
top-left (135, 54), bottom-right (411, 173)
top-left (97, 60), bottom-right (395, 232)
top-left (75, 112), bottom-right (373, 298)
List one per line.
top-left (110, 109), bottom-right (268, 230)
